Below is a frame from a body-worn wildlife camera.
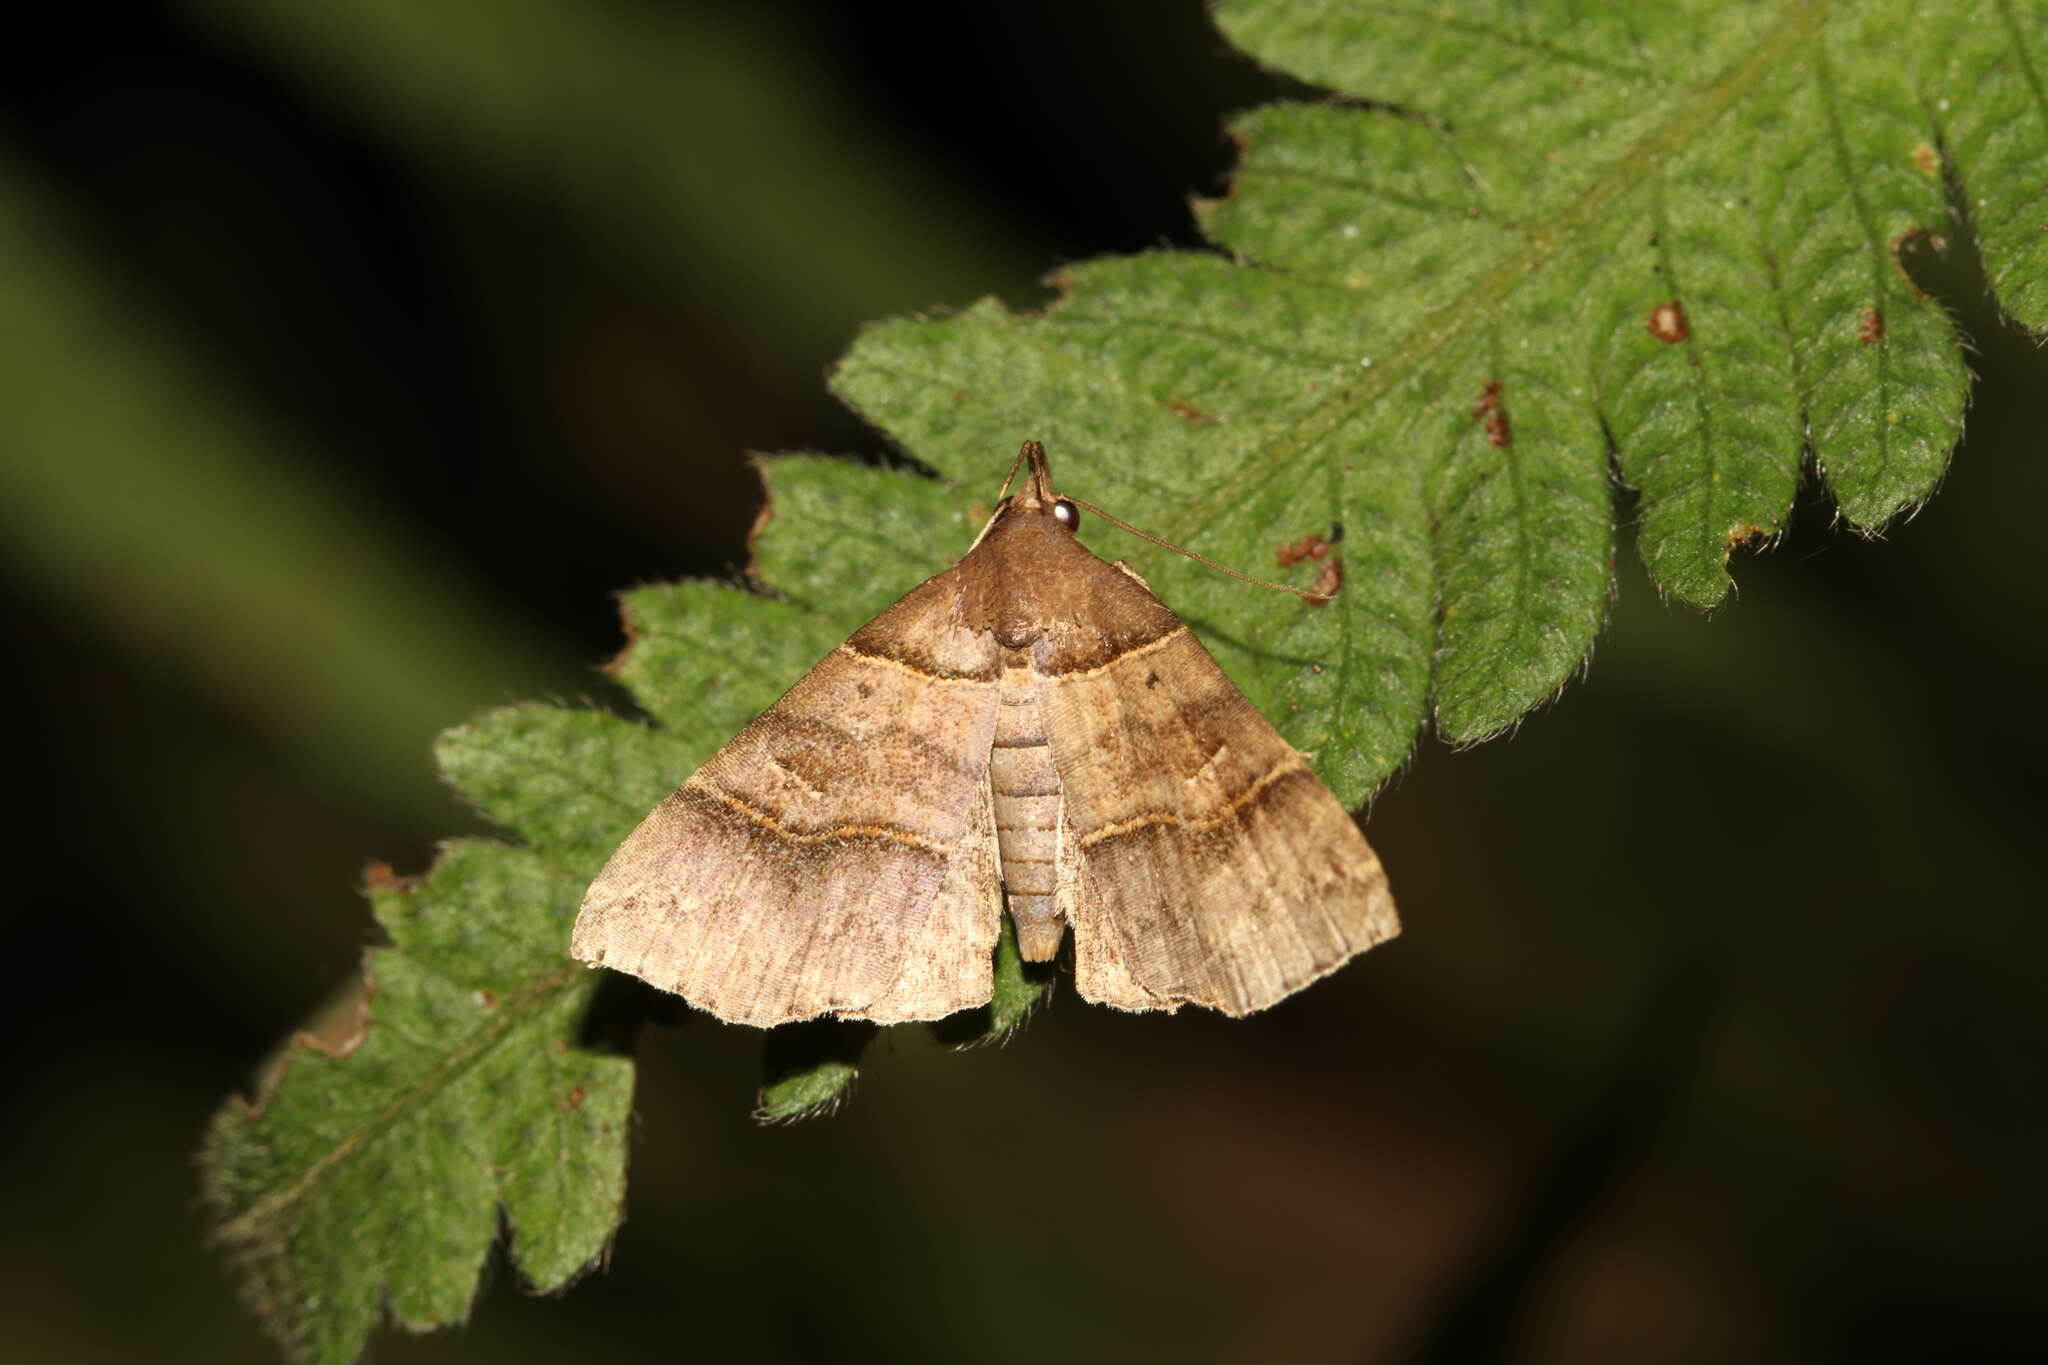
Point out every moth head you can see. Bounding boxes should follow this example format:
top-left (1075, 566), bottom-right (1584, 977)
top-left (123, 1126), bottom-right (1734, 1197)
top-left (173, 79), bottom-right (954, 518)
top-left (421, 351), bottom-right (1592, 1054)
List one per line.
top-left (990, 438), bottom-right (1065, 511)
top-left (1015, 445), bottom-right (1081, 534)
top-left (969, 441), bottom-right (1073, 555)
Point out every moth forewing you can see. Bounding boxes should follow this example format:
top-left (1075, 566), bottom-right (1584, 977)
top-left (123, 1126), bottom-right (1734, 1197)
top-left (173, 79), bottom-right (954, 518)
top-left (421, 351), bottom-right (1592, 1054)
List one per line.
top-left (854, 778), bottom-right (1004, 1024)
top-left (572, 572), bottom-right (1003, 1027)
top-left (1028, 563), bottom-right (1396, 1015)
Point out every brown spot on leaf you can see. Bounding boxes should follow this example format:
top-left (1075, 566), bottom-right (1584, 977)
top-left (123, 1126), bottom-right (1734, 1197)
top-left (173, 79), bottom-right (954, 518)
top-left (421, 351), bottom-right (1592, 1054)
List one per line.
top-left (297, 970), bottom-right (373, 1064)
top-left (1161, 396), bottom-right (1219, 425)
top-left (1471, 379), bottom-right (1512, 446)
top-left (562, 1084), bottom-right (587, 1113)
top-left (1306, 558), bottom-right (1343, 605)
top-left (1647, 299), bottom-right (1690, 343)
top-left (1911, 142), bottom-right (1940, 176)
top-left (744, 499), bottom-right (776, 556)
top-left (1725, 521), bottom-right (1771, 552)
top-left (1858, 308), bottom-right (1885, 345)
top-left (475, 989), bottom-right (497, 1010)
top-left (362, 862), bottom-right (417, 897)
top-left (602, 605), bottom-right (645, 678)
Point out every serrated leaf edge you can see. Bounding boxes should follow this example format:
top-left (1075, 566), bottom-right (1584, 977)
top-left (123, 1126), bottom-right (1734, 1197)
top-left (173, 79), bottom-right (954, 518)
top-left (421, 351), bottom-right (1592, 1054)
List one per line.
top-left (208, 957), bottom-right (585, 1252)
top-left (1179, 3), bottom-right (1830, 547)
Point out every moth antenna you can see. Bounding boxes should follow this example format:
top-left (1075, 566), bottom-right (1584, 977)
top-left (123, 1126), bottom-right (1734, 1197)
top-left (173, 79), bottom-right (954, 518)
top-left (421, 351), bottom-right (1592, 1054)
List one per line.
top-left (1065, 497), bottom-right (1337, 603)
top-left (994, 442), bottom-right (1035, 504)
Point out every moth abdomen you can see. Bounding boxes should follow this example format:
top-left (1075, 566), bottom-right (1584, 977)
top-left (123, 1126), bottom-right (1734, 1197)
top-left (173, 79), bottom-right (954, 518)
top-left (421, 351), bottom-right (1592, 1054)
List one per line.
top-left (992, 648), bottom-right (1069, 961)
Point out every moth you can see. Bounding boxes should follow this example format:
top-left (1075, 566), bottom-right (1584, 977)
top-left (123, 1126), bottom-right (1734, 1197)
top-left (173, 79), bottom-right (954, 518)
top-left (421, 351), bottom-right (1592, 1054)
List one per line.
top-left (573, 442), bottom-right (1397, 1025)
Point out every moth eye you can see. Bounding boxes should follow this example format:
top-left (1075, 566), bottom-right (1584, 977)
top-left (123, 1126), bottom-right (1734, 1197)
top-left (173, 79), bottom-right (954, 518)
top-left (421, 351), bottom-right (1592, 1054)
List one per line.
top-left (1052, 499), bottom-right (1081, 531)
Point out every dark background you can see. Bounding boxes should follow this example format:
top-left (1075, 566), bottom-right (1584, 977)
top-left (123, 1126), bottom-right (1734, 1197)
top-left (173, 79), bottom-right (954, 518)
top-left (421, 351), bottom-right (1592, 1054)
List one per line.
top-left (4, 3), bottom-right (2044, 1362)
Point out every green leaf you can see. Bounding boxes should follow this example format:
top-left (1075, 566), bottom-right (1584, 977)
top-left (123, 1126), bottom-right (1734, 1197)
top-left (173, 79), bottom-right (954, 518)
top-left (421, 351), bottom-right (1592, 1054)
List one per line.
top-left (202, 844), bottom-right (630, 1365)
top-left (835, 0), bottom-right (2037, 776)
top-left (435, 705), bottom-right (695, 876)
top-left (931, 918), bottom-right (1057, 1049)
top-left (979, 920), bottom-right (1057, 1043)
top-left (754, 1020), bottom-right (878, 1125)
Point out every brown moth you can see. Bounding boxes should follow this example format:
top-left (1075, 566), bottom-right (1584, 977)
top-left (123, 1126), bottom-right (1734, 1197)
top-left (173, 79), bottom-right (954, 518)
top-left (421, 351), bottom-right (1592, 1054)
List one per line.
top-left (572, 442), bottom-right (1398, 1026)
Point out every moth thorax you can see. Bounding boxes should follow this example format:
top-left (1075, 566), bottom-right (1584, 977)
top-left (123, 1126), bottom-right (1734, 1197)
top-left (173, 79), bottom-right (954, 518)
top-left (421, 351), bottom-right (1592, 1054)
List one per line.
top-left (994, 618), bottom-right (1040, 650)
